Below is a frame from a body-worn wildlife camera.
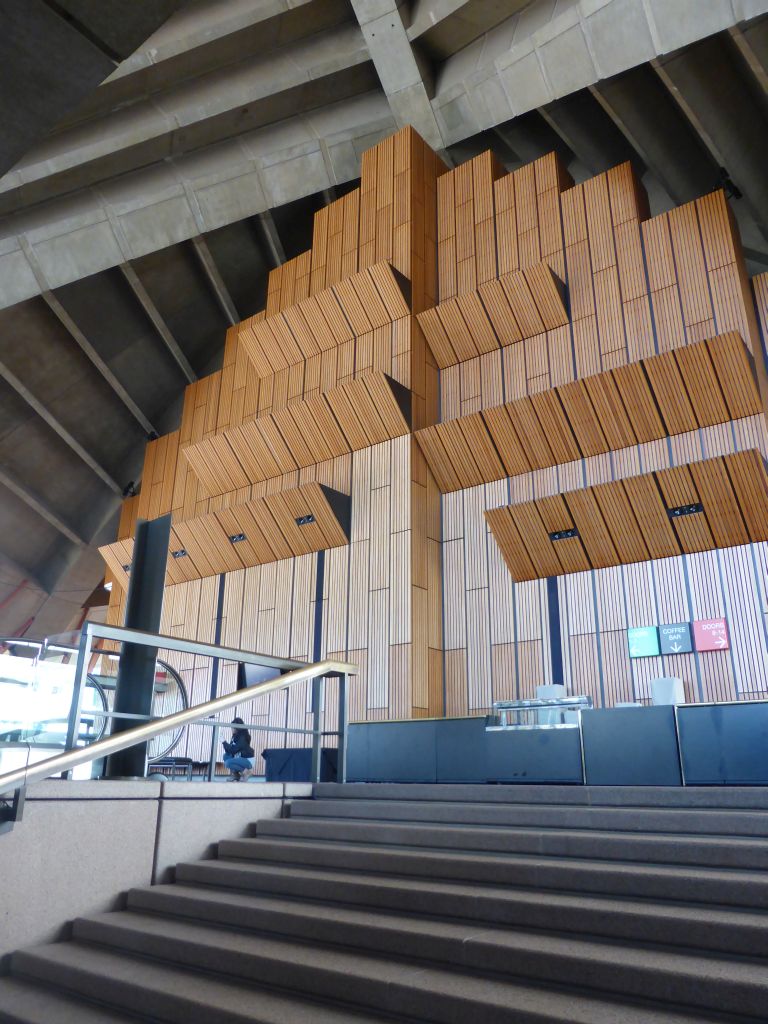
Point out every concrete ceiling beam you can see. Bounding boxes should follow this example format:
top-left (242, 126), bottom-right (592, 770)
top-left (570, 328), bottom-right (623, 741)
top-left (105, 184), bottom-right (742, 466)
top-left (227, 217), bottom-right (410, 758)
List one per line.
top-left (119, 263), bottom-right (197, 385)
top-left (728, 21), bottom-right (768, 93)
top-left (0, 90), bottom-right (396, 314)
top-left (350, 0), bottom-right (444, 149)
top-left (75, 0), bottom-right (352, 120)
top-left (257, 212), bottom-right (288, 269)
top-left (190, 236), bottom-right (240, 327)
top-left (17, 236), bottom-right (157, 436)
top-left (0, 552), bottom-right (49, 597)
top-left (0, 470), bottom-right (86, 549)
top-left (653, 33), bottom-right (768, 243)
top-left (0, 21), bottom-right (375, 218)
top-left (0, 358), bottom-right (122, 495)
top-left (538, 92), bottom-right (640, 176)
top-left (429, 0), bottom-right (765, 148)
top-left (589, 66), bottom-right (719, 206)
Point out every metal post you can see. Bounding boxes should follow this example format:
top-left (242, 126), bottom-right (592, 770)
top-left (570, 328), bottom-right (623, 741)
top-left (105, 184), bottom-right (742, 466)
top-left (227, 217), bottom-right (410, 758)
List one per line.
top-left (577, 708), bottom-right (587, 785)
top-left (673, 704), bottom-right (687, 786)
top-left (63, 625), bottom-right (93, 776)
top-left (337, 673), bottom-right (349, 784)
top-left (207, 724), bottom-right (220, 782)
top-left (310, 676), bottom-right (324, 784)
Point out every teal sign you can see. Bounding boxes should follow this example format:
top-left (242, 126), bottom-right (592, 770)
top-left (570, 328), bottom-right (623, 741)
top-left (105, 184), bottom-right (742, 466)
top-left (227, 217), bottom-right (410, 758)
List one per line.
top-left (627, 626), bottom-right (660, 658)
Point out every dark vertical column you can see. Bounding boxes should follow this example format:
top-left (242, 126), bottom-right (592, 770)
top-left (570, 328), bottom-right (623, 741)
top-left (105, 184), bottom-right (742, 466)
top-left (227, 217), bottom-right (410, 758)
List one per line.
top-left (209, 573), bottom-right (226, 700)
top-left (546, 576), bottom-right (564, 686)
top-left (106, 513), bottom-right (171, 778)
top-left (310, 549), bottom-right (326, 782)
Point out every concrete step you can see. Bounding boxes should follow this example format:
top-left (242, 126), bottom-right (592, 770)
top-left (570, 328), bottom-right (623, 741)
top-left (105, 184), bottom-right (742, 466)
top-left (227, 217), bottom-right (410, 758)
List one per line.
top-left (292, 797), bottom-right (768, 837)
top-left (217, 835), bottom-right (768, 908)
top-left (173, 861), bottom-right (768, 957)
top-left (67, 911), bottom-right (756, 1023)
top-left (0, 977), bottom-right (137, 1024)
top-left (10, 942), bottom-right (396, 1024)
top-left (311, 783), bottom-right (768, 810)
top-left (259, 815), bottom-right (768, 869)
top-left (131, 876), bottom-right (768, 962)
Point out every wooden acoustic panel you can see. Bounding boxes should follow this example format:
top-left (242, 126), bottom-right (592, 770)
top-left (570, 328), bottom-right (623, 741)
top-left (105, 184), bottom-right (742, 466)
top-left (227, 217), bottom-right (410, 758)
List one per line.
top-left (183, 371), bottom-right (411, 497)
top-left (100, 483), bottom-right (351, 590)
top-left (415, 332), bottom-right (760, 493)
top-left (486, 450), bottom-right (768, 582)
top-left (239, 261), bottom-right (410, 377)
top-left (417, 261), bottom-right (568, 368)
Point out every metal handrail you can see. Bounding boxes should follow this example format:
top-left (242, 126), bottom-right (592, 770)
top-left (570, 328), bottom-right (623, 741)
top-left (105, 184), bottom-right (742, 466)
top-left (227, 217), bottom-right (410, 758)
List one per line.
top-left (0, 621), bottom-right (356, 794)
top-left (0, 657), bottom-right (355, 794)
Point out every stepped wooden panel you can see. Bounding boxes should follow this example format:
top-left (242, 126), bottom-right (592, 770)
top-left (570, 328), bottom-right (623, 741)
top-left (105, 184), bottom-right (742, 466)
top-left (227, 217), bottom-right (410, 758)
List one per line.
top-left (238, 261), bottom-right (410, 378)
top-left (417, 333), bottom-right (760, 492)
top-left (103, 130), bottom-right (768, 726)
top-left (418, 262), bottom-right (568, 368)
top-left (486, 450), bottom-right (768, 582)
top-left (182, 371), bottom-right (411, 498)
top-left (101, 484), bottom-right (350, 589)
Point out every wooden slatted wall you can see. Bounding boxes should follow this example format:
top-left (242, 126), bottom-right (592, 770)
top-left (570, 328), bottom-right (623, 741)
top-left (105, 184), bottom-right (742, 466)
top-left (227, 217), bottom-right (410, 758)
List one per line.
top-left (104, 130), bottom-right (768, 744)
top-left (104, 127), bottom-right (447, 742)
top-left (439, 155), bottom-right (768, 715)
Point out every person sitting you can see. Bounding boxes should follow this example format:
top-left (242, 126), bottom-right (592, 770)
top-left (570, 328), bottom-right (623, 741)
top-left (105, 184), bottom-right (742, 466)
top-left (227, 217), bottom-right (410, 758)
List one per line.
top-left (222, 717), bottom-right (255, 781)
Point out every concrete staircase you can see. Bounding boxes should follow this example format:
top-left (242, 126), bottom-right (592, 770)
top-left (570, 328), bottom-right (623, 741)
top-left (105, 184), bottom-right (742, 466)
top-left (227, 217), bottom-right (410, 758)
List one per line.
top-left (2, 782), bottom-right (768, 1022)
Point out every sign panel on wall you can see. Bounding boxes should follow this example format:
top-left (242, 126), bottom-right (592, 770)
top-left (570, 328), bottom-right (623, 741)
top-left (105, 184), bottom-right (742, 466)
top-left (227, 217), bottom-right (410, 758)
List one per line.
top-left (659, 622), bottom-right (693, 655)
top-left (693, 618), bottom-right (729, 652)
top-left (627, 626), bottom-right (660, 658)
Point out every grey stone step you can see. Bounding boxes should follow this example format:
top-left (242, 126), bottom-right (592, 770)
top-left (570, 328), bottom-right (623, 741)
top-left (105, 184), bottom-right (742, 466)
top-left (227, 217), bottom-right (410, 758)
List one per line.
top-left (293, 797), bottom-right (768, 837)
top-left (131, 876), bottom-right (768, 962)
top-left (10, 943), bottom-right (395, 1024)
top-left (217, 835), bottom-right (768, 908)
top-left (312, 783), bottom-right (768, 811)
top-left (0, 977), bottom-right (136, 1024)
top-left (259, 816), bottom-right (768, 869)
top-left (67, 911), bottom-right (751, 1023)
top-left (173, 860), bottom-right (768, 957)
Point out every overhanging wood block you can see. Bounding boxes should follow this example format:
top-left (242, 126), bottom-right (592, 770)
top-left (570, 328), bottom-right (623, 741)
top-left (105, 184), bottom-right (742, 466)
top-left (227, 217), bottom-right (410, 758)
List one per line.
top-left (100, 483), bottom-right (351, 588)
top-left (417, 261), bottom-right (568, 369)
top-left (238, 261), bottom-right (411, 377)
top-left (486, 450), bottom-right (768, 582)
top-left (183, 371), bottom-right (411, 497)
top-left (414, 333), bottom-right (761, 493)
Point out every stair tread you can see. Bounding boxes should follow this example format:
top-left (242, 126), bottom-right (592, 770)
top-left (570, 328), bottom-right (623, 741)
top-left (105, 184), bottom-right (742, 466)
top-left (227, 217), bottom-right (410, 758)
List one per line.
top-left (220, 834), bottom-right (768, 880)
top-left (294, 798), bottom-right (768, 832)
top-left (268, 816), bottom-right (768, 846)
top-left (0, 977), bottom-right (137, 1024)
top-left (311, 783), bottom-right (768, 810)
top-left (172, 863), bottom-right (768, 926)
top-left (130, 881), bottom-right (768, 951)
top-left (23, 924), bottom-right (733, 1024)
top-left (11, 943), bottom-right (396, 1024)
top-left (78, 907), bottom-right (768, 985)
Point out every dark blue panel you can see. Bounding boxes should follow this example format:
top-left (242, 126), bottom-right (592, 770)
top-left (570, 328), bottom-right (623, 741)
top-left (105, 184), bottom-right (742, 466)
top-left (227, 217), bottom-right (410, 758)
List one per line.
top-left (485, 728), bottom-right (583, 783)
top-left (347, 721), bottom-right (437, 782)
top-left (435, 717), bottom-right (487, 781)
top-left (262, 748), bottom-right (337, 782)
top-left (678, 704), bottom-right (768, 785)
top-left (582, 706), bottom-right (681, 786)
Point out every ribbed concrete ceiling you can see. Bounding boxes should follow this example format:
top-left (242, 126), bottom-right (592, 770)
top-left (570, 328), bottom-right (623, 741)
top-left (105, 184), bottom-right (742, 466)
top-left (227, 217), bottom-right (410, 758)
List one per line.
top-left (0, 0), bottom-right (767, 640)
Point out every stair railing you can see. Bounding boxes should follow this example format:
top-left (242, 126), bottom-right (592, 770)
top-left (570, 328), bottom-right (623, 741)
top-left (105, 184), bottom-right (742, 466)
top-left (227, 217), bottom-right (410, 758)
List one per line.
top-left (0, 621), bottom-right (356, 798)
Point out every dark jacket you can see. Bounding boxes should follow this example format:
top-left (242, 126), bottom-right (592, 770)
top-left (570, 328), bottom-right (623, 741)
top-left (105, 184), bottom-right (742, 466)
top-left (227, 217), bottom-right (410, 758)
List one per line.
top-left (223, 728), bottom-right (254, 758)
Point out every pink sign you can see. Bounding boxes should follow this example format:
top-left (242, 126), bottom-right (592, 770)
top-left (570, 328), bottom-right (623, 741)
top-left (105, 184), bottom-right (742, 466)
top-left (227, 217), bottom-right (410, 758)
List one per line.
top-left (693, 618), bottom-right (729, 652)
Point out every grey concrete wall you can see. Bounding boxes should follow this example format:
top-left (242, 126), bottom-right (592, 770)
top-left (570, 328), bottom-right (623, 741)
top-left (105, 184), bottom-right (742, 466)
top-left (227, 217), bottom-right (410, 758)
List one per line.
top-left (0, 779), bottom-right (310, 961)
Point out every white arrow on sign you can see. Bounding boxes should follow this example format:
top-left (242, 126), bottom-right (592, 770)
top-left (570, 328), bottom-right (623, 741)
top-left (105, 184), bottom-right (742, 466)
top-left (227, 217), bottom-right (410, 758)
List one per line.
top-left (670, 642), bottom-right (682, 652)
top-left (715, 636), bottom-right (727, 647)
